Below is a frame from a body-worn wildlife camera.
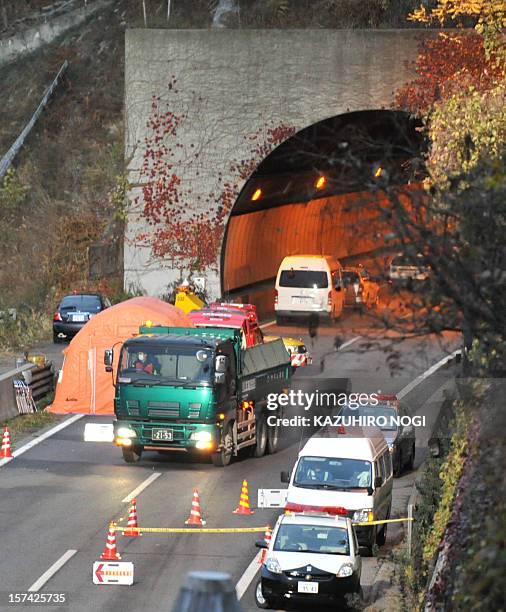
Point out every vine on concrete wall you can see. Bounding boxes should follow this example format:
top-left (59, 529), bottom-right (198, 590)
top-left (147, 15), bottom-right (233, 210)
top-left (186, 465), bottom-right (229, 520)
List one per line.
top-left (135, 76), bottom-right (295, 273)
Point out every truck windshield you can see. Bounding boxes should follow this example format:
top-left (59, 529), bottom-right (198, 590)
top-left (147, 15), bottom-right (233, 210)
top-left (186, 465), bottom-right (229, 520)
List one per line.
top-left (119, 345), bottom-right (213, 384)
top-left (279, 270), bottom-right (328, 288)
top-left (273, 524), bottom-right (349, 555)
top-left (294, 456), bottom-right (372, 489)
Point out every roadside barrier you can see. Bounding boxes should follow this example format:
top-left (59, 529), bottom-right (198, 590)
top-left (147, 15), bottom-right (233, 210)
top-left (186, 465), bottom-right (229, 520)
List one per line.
top-left (233, 479), bottom-right (254, 515)
top-left (354, 517), bottom-right (414, 526)
top-left (112, 526), bottom-right (268, 534)
top-left (185, 488), bottom-right (206, 526)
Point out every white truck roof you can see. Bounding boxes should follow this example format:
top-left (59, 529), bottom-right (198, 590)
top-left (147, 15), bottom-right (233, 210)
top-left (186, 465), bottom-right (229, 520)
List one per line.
top-left (299, 428), bottom-right (388, 461)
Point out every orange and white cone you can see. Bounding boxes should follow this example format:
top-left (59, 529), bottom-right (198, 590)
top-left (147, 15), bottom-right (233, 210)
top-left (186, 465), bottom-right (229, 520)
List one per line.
top-left (258, 525), bottom-right (272, 564)
top-left (185, 489), bottom-right (206, 526)
top-left (123, 499), bottom-right (141, 537)
top-left (1, 426), bottom-right (12, 458)
top-left (233, 479), bottom-right (254, 515)
top-left (100, 523), bottom-right (121, 560)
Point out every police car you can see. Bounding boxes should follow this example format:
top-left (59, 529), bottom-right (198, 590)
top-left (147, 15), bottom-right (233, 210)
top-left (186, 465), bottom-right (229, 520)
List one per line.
top-left (254, 511), bottom-right (362, 608)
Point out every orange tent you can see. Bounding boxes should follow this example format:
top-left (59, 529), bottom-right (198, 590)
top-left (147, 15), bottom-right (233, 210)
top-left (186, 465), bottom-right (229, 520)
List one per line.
top-left (50, 296), bottom-right (193, 415)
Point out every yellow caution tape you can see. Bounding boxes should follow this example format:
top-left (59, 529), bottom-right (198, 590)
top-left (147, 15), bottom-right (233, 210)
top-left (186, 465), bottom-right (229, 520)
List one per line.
top-left (112, 526), bottom-right (268, 534)
top-left (354, 517), bottom-right (414, 526)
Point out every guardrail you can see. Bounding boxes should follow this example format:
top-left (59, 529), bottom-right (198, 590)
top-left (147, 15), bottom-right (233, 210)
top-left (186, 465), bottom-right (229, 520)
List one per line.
top-left (0, 362), bottom-right (54, 420)
top-left (23, 363), bottom-right (54, 402)
top-left (0, 60), bottom-right (68, 182)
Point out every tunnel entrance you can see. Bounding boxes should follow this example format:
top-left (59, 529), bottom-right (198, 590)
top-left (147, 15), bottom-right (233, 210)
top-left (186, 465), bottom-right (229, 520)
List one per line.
top-left (220, 110), bottom-right (425, 310)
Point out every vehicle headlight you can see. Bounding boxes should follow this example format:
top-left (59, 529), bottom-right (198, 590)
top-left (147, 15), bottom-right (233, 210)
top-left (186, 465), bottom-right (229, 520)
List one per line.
top-left (265, 558), bottom-right (282, 575)
top-left (353, 509), bottom-right (374, 523)
top-left (116, 427), bottom-right (136, 438)
top-left (190, 431), bottom-right (212, 442)
top-left (337, 564), bottom-right (353, 578)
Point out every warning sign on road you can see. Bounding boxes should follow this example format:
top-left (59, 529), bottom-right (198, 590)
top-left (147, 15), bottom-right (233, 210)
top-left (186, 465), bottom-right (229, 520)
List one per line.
top-left (93, 561), bottom-right (134, 585)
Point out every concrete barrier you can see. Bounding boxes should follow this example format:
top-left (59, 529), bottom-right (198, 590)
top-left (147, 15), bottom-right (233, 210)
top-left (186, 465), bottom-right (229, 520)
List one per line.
top-left (0, 363), bottom-right (35, 420)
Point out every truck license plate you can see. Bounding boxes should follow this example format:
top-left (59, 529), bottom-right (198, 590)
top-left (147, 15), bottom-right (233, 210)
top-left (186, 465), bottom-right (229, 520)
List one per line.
top-left (298, 581), bottom-right (318, 593)
top-left (151, 428), bottom-right (173, 441)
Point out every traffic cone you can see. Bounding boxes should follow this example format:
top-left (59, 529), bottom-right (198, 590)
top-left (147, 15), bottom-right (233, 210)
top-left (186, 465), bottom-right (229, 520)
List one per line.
top-left (233, 479), bottom-right (254, 515)
top-left (1, 426), bottom-right (12, 458)
top-left (123, 499), bottom-right (141, 537)
top-left (258, 525), bottom-right (272, 564)
top-left (100, 523), bottom-right (121, 560)
top-left (185, 489), bottom-right (206, 526)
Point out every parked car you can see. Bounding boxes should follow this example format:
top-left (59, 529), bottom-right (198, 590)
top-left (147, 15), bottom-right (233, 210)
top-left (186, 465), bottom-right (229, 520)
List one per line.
top-left (388, 252), bottom-right (430, 286)
top-left (342, 267), bottom-right (380, 309)
top-left (255, 511), bottom-right (361, 608)
top-left (339, 395), bottom-right (415, 476)
top-left (53, 293), bottom-right (111, 343)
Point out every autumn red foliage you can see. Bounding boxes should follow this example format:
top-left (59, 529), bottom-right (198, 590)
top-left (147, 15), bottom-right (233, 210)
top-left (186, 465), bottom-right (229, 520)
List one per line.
top-left (135, 78), bottom-right (295, 272)
top-left (396, 32), bottom-right (504, 115)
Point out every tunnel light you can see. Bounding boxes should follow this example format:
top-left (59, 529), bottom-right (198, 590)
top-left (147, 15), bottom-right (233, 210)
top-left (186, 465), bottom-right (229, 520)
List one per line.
top-left (251, 188), bottom-right (262, 201)
top-left (315, 175), bottom-right (326, 190)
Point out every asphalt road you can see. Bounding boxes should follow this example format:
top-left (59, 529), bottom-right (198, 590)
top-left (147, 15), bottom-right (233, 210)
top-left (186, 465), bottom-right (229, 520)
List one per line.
top-left (0, 310), bottom-right (461, 612)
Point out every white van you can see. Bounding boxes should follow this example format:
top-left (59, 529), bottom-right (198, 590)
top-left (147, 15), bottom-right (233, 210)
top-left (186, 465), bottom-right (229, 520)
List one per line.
top-left (281, 430), bottom-right (393, 554)
top-left (274, 255), bottom-right (344, 324)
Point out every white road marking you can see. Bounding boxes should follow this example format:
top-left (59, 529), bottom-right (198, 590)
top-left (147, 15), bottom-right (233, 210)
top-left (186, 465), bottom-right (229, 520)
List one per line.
top-left (28, 549), bottom-right (77, 592)
top-left (122, 472), bottom-right (162, 503)
top-left (397, 349), bottom-right (461, 400)
top-left (339, 336), bottom-right (361, 350)
top-left (0, 414), bottom-right (85, 468)
top-left (236, 550), bottom-right (263, 600)
top-left (259, 320), bottom-right (276, 329)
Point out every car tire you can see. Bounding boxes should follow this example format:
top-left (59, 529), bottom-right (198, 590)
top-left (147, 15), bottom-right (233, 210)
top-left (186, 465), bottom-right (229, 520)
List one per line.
top-left (211, 424), bottom-right (234, 467)
top-left (266, 421), bottom-right (279, 455)
top-left (122, 446), bottom-right (143, 463)
top-left (253, 416), bottom-right (268, 458)
top-left (254, 579), bottom-right (275, 609)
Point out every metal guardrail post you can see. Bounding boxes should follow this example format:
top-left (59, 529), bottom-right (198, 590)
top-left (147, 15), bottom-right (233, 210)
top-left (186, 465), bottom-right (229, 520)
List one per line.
top-left (171, 571), bottom-right (243, 612)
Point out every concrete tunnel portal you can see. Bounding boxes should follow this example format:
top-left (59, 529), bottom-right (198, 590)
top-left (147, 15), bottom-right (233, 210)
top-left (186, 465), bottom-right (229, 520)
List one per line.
top-left (220, 110), bottom-right (426, 307)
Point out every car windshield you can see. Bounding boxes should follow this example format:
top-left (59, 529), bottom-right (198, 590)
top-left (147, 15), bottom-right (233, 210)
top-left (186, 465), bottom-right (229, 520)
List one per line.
top-left (279, 270), bottom-right (328, 288)
top-left (119, 345), bottom-right (213, 384)
top-left (59, 295), bottom-right (101, 312)
top-left (341, 405), bottom-right (398, 431)
top-left (294, 456), bottom-right (372, 489)
top-left (273, 524), bottom-right (349, 555)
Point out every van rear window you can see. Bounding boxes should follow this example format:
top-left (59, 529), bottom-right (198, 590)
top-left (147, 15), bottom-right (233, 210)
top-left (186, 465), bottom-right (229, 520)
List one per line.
top-left (279, 270), bottom-right (328, 288)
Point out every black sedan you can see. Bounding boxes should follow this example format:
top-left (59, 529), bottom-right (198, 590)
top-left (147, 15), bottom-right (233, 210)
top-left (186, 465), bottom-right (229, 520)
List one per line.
top-left (53, 293), bottom-right (111, 343)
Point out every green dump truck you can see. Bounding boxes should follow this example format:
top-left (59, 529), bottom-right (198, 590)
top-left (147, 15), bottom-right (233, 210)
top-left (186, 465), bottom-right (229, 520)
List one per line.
top-left (104, 326), bottom-right (292, 467)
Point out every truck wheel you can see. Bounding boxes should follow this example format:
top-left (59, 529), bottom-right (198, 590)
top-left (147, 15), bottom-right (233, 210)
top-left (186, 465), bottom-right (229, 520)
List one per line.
top-left (253, 417), bottom-right (268, 458)
top-left (211, 424), bottom-right (233, 467)
top-left (266, 421), bottom-right (279, 455)
top-left (122, 445), bottom-right (142, 463)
